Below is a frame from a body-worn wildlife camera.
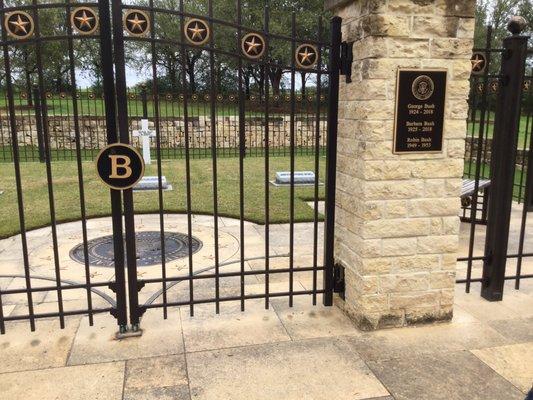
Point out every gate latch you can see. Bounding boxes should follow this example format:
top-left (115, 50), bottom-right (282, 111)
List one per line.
top-left (333, 263), bottom-right (346, 300)
top-left (340, 41), bottom-right (354, 84)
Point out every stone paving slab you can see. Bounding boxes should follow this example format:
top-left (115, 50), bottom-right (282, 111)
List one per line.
top-left (271, 295), bottom-right (360, 340)
top-left (124, 355), bottom-right (190, 400)
top-left (186, 337), bottom-right (390, 400)
top-left (472, 342), bottom-right (533, 394)
top-left (68, 308), bottom-right (184, 365)
top-left (0, 361), bottom-right (125, 400)
top-left (0, 317), bottom-right (80, 374)
top-left (346, 321), bottom-right (510, 361)
top-left (487, 317), bottom-right (533, 344)
top-left (367, 350), bottom-right (525, 400)
top-left (180, 298), bottom-right (291, 353)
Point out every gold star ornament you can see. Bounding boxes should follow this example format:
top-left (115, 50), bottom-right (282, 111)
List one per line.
top-left (71, 7), bottom-right (99, 35)
top-left (241, 33), bottom-right (266, 60)
top-left (184, 18), bottom-right (210, 46)
top-left (5, 11), bottom-right (34, 40)
top-left (124, 10), bottom-right (150, 36)
top-left (470, 52), bottom-right (487, 75)
top-left (296, 44), bottom-right (318, 69)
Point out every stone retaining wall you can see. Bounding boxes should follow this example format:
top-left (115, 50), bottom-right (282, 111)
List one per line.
top-left (465, 137), bottom-right (529, 167)
top-left (0, 116), bottom-right (327, 150)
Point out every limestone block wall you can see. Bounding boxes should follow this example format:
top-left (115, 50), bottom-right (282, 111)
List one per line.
top-left (328, 0), bottom-right (475, 330)
top-left (0, 116), bottom-right (327, 153)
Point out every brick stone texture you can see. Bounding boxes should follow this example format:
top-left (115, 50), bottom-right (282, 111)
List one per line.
top-left (327, 0), bottom-right (475, 330)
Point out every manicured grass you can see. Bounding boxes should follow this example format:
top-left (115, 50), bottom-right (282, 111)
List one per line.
top-left (1, 95), bottom-right (324, 118)
top-left (1, 97), bottom-right (241, 117)
top-left (467, 111), bottom-right (531, 149)
top-left (0, 156), bottom-right (326, 239)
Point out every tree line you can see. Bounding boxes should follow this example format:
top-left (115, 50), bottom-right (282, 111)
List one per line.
top-left (0, 0), bottom-right (329, 105)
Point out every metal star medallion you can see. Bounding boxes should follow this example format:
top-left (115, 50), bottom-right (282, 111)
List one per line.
top-left (71, 7), bottom-right (99, 35)
top-left (124, 10), bottom-right (150, 36)
top-left (241, 33), bottom-right (265, 60)
top-left (5, 11), bottom-right (34, 39)
top-left (184, 18), bottom-right (209, 46)
top-left (470, 52), bottom-right (487, 75)
top-left (296, 44), bottom-right (318, 69)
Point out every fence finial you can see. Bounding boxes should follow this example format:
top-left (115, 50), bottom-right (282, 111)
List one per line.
top-left (507, 16), bottom-right (528, 35)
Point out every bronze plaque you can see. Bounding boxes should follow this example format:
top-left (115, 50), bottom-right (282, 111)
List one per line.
top-left (393, 69), bottom-right (447, 154)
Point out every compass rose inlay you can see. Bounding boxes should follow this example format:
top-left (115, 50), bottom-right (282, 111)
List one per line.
top-left (71, 7), bottom-right (99, 35)
top-left (4, 11), bottom-right (34, 40)
top-left (124, 10), bottom-right (150, 37)
top-left (241, 32), bottom-right (266, 60)
top-left (295, 44), bottom-right (318, 69)
top-left (470, 52), bottom-right (487, 75)
top-left (184, 18), bottom-right (210, 46)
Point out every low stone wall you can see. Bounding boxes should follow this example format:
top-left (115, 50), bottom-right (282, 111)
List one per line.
top-left (0, 116), bottom-right (327, 151)
top-left (465, 137), bottom-right (529, 167)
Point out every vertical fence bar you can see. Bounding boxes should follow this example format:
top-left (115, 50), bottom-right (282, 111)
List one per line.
top-left (32, 0), bottom-right (65, 329)
top-left (0, 0), bottom-right (36, 332)
top-left (323, 16), bottom-right (341, 306)
top-left (142, 85), bottom-right (148, 119)
top-left (465, 27), bottom-right (493, 293)
top-left (515, 91), bottom-right (533, 288)
top-left (288, 13), bottom-right (296, 307)
top-left (32, 87), bottom-right (45, 163)
top-left (263, 6), bottom-right (271, 309)
top-left (208, 0), bottom-right (221, 314)
top-left (312, 17), bottom-right (323, 305)
top-left (66, 0), bottom-right (94, 325)
top-left (481, 27), bottom-right (528, 301)
top-left (237, 0), bottom-right (246, 312)
top-left (179, 0), bottom-right (196, 316)
top-left (97, 0), bottom-right (128, 330)
top-left (111, 0), bottom-right (141, 328)
top-left (147, 0), bottom-right (168, 320)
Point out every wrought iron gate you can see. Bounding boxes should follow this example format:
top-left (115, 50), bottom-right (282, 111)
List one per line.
top-left (0, 0), bottom-right (341, 333)
top-left (458, 20), bottom-right (532, 300)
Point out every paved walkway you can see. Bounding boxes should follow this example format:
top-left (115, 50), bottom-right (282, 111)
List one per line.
top-left (0, 210), bottom-right (532, 399)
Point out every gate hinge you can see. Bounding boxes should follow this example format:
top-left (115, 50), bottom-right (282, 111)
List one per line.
top-left (333, 263), bottom-right (345, 300)
top-left (340, 41), bottom-right (354, 84)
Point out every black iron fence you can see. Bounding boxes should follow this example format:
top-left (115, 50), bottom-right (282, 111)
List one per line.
top-left (458, 23), bottom-right (533, 297)
top-left (0, 0), bottom-right (340, 334)
top-left (0, 88), bottom-right (328, 162)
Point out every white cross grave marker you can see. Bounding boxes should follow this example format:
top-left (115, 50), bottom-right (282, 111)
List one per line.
top-left (133, 119), bottom-right (156, 165)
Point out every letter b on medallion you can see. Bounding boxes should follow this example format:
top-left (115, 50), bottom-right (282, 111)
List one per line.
top-left (96, 144), bottom-right (144, 190)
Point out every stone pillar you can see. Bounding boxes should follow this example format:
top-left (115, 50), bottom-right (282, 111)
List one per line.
top-left (325, 0), bottom-right (476, 330)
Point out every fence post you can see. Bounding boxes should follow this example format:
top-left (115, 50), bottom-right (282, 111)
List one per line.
top-left (481, 18), bottom-right (529, 301)
top-left (141, 85), bottom-right (148, 119)
top-left (32, 86), bottom-right (45, 163)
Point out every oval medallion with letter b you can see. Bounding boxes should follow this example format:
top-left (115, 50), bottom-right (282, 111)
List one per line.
top-left (96, 144), bottom-right (145, 190)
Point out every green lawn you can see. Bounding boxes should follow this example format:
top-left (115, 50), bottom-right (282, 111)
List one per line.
top-left (0, 156), bottom-right (326, 239)
top-left (1, 94), bottom-right (324, 118)
top-left (467, 111), bottom-right (531, 149)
